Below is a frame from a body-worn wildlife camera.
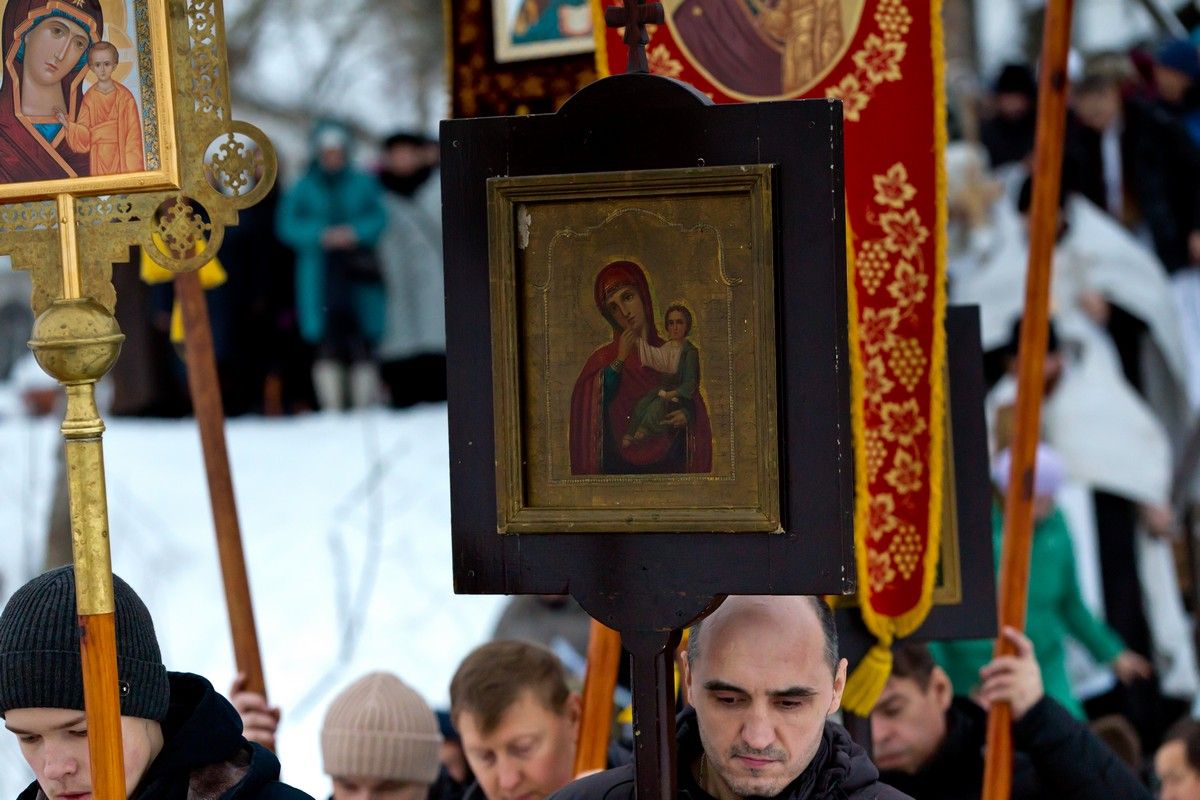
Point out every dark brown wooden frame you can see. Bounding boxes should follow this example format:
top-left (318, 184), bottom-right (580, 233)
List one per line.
top-left (442, 74), bottom-right (855, 800)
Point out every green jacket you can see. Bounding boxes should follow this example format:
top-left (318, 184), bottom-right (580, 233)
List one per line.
top-left (930, 505), bottom-right (1125, 719)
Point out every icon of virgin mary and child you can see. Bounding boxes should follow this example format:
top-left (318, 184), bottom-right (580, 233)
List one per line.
top-left (570, 260), bottom-right (714, 475)
top-left (0, 0), bottom-right (144, 183)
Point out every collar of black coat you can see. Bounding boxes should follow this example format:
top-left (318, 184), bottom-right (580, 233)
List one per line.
top-left (132, 672), bottom-right (285, 800)
top-left (674, 706), bottom-right (883, 800)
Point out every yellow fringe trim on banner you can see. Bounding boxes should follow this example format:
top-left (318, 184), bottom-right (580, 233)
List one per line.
top-left (842, 639), bottom-right (894, 716)
top-left (843, 0), bottom-right (949, 716)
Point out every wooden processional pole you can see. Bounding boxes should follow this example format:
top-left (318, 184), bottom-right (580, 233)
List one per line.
top-left (175, 270), bottom-right (269, 705)
top-left (570, 2), bottom-right (665, 781)
top-left (980, 1), bottom-right (1075, 798)
top-left (28, 193), bottom-right (128, 800)
top-left (7, 3), bottom-right (277, 791)
top-left (574, 621), bottom-right (623, 774)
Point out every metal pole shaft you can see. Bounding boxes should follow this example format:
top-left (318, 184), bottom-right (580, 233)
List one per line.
top-left (30, 194), bottom-right (128, 800)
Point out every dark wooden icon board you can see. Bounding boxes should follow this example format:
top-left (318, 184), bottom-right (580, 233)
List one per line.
top-left (442, 73), bottom-right (854, 799)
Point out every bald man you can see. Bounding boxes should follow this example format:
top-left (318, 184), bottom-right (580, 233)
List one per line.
top-left (550, 596), bottom-right (910, 800)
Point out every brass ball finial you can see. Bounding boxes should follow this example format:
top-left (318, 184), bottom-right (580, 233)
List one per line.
top-left (28, 298), bottom-right (125, 384)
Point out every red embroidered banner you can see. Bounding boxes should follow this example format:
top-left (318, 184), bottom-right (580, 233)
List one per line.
top-left (596, 0), bottom-right (947, 713)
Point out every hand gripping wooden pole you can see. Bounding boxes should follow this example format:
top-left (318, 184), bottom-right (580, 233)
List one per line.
top-left (175, 270), bottom-right (269, 708)
top-left (981, 2), bottom-right (1075, 798)
top-left (27, 194), bottom-right (128, 800)
top-left (574, 620), bottom-right (623, 775)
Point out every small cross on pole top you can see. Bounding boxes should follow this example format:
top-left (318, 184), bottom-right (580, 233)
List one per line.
top-left (604, 0), bottom-right (664, 74)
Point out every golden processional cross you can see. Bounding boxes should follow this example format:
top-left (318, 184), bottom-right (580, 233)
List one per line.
top-left (0, 2), bottom-right (276, 796)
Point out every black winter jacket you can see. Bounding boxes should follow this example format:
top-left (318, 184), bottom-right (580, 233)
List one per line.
top-left (18, 673), bottom-right (313, 800)
top-left (548, 707), bottom-right (910, 800)
top-left (1066, 98), bottom-right (1200, 272)
top-left (880, 696), bottom-right (1152, 800)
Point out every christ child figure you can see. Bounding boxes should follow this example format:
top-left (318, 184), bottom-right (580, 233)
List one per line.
top-left (57, 42), bottom-right (144, 176)
top-left (622, 303), bottom-right (700, 449)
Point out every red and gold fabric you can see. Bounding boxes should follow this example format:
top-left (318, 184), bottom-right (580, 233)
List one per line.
top-left (595, 0), bottom-right (947, 714)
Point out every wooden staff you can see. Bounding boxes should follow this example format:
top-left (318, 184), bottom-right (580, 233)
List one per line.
top-left (981, 2), bottom-right (1075, 798)
top-left (574, 620), bottom-right (622, 774)
top-left (175, 270), bottom-right (270, 707)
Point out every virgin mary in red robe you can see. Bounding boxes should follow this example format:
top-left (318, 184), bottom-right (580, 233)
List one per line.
top-left (0, 0), bottom-right (104, 183)
top-left (569, 260), bottom-right (713, 475)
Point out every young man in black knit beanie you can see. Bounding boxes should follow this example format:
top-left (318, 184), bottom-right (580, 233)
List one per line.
top-left (0, 566), bottom-right (312, 800)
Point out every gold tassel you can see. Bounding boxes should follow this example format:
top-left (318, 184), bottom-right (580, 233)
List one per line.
top-left (841, 639), bottom-right (892, 716)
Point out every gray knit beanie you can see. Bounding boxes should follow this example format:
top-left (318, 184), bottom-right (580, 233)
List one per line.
top-left (321, 672), bottom-right (442, 784)
top-left (0, 566), bottom-right (170, 721)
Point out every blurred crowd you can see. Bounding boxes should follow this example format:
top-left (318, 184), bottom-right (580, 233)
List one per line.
top-left (938, 31), bottom-right (1200, 800)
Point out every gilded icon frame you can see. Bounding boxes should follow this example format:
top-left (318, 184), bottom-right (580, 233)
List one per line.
top-left (487, 165), bottom-right (781, 534)
top-left (490, 0), bottom-right (594, 63)
top-left (0, 0), bottom-right (179, 202)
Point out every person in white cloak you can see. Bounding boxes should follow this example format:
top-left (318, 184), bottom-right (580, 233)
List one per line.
top-left (947, 145), bottom-right (1199, 747)
top-left (376, 132), bottom-right (446, 408)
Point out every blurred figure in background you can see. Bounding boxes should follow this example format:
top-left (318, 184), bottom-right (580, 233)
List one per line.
top-left (376, 131), bottom-right (446, 408)
top-left (931, 444), bottom-right (1153, 721)
top-left (981, 63), bottom-right (1038, 169)
top-left (1157, 718), bottom-right (1200, 800)
top-left (491, 595), bottom-right (593, 681)
top-left (278, 120), bottom-right (387, 411)
top-left (1067, 54), bottom-right (1200, 275)
top-left (208, 152), bottom-right (311, 416)
top-left (1153, 39), bottom-right (1200, 148)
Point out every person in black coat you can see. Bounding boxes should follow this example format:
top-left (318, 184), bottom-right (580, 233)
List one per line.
top-left (549, 596), bottom-right (909, 800)
top-left (1067, 64), bottom-right (1200, 273)
top-left (0, 566), bottom-right (312, 800)
top-left (981, 63), bottom-right (1038, 168)
top-left (1153, 39), bottom-right (1200, 148)
top-left (870, 630), bottom-right (1152, 799)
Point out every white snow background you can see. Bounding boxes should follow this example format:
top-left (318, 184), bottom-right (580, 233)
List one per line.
top-left (0, 397), bottom-right (507, 797)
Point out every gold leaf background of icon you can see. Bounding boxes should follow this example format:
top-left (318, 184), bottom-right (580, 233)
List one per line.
top-left (0, 0), bottom-right (278, 316)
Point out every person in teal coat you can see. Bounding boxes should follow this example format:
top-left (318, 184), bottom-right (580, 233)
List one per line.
top-left (276, 121), bottom-right (387, 409)
top-left (930, 444), bottom-right (1154, 719)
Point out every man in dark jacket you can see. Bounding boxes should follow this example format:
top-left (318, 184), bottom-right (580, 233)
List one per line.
top-left (0, 566), bottom-right (312, 800)
top-left (1067, 63), bottom-right (1200, 273)
top-left (870, 629), bottom-right (1151, 799)
top-left (549, 596), bottom-right (909, 800)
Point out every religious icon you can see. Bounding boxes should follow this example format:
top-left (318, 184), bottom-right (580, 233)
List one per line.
top-left (666, 0), bottom-right (867, 98)
top-left (492, 0), bottom-right (594, 63)
top-left (0, 0), bottom-right (176, 200)
top-left (488, 165), bottom-right (781, 533)
top-left (570, 260), bottom-right (713, 475)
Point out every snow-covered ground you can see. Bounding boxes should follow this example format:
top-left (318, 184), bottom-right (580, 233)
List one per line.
top-left (0, 400), bottom-right (507, 797)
